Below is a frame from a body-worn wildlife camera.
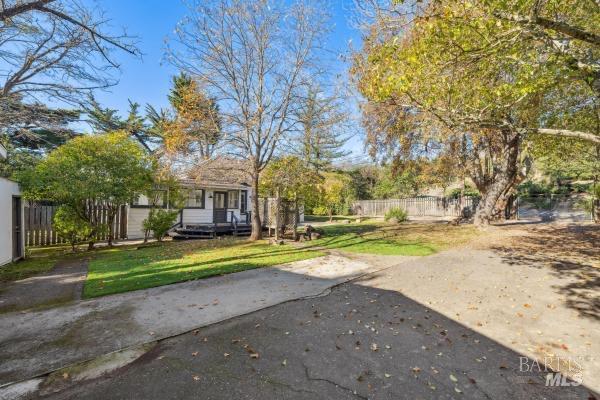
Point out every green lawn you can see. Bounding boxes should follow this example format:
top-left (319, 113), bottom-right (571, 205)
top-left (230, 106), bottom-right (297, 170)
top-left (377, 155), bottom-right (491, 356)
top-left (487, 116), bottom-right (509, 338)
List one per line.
top-left (302, 222), bottom-right (477, 256)
top-left (84, 239), bottom-right (324, 298)
top-left (4, 221), bottom-right (476, 299)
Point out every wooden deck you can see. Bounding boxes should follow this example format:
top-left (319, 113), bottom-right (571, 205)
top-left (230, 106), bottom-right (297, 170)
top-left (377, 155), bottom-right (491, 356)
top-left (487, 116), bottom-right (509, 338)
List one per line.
top-left (170, 222), bottom-right (253, 239)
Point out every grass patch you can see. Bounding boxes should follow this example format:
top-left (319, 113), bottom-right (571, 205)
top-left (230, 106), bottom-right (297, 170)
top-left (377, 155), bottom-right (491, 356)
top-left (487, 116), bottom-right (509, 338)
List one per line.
top-left (304, 215), bottom-right (363, 222)
top-left (84, 238), bottom-right (324, 298)
top-left (303, 222), bottom-right (477, 256)
top-left (0, 256), bottom-right (59, 283)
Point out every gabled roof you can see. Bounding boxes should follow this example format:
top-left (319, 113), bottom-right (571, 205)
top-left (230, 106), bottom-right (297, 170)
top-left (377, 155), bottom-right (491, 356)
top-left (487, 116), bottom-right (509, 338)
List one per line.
top-left (184, 157), bottom-right (252, 188)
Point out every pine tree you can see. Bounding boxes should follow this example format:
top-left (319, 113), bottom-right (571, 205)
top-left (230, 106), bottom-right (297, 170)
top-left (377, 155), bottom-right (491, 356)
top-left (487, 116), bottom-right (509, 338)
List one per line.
top-left (294, 87), bottom-right (350, 172)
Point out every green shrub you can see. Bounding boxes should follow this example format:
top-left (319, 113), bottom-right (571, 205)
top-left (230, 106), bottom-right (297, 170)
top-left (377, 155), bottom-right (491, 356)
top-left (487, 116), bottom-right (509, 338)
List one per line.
top-left (447, 184), bottom-right (480, 199)
top-left (143, 209), bottom-right (179, 241)
top-left (53, 206), bottom-right (93, 251)
top-left (310, 205), bottom-right (329, 216)
top-left (384, 207), bottom-right (408, 223)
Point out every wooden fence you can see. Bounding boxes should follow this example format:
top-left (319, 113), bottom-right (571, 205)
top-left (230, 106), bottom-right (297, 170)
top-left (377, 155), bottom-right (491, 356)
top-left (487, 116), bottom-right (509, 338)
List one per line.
top-left (24, 202), bottom-right (128, 247)
top-left (351, 196), bottom-right (477, 218)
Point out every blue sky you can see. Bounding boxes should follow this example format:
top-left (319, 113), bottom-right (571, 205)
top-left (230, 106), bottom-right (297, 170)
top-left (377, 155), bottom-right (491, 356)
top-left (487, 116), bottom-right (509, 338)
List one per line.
top-left (87, 0), bottom-right (366, 159)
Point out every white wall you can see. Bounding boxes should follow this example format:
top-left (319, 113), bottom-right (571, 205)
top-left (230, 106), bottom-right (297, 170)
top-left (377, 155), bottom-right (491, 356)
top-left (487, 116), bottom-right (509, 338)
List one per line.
top-left (0, 178), bottom-right (23, 267)
top-left (126, 186), bottom-right (253, 238)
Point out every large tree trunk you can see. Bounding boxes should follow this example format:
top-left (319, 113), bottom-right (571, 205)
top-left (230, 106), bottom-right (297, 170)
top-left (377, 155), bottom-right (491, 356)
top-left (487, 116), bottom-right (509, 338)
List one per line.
top-left (474, 175), bottom-right (512, 225)
top-left (473, 131), bottom-right (523, 226)
top-left (250, 172), bottom-right (263, 240)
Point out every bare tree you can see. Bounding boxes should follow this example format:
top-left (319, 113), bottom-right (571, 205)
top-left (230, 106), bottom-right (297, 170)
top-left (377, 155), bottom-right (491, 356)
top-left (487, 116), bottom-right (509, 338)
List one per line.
top-left (1, 0), bottom-right (138, 157)
top-left (167, 0), bottom-right (330, 240)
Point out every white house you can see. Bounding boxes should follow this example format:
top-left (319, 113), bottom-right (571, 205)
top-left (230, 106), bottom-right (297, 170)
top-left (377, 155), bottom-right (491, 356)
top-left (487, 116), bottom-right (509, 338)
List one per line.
top-left (0, 143), bottom-right (24, 266)
top-left (126, 158), bottom-right (253, 239)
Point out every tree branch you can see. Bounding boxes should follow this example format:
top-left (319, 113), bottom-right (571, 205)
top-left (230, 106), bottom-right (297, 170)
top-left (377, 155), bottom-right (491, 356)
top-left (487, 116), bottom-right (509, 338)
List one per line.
top-left (494, 12), bottom-right (600, 45)
top-left (0, 0), bottom-right (54, 20)
top-left (520, 127), bottom-right (600, 144)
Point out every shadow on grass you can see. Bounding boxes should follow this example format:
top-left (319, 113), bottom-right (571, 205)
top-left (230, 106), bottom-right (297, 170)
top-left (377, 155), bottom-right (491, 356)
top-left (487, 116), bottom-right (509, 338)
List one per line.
top-left (302, 223), bottom-right (438, 255)
top-left (83, 241), bottom-right (325, 298)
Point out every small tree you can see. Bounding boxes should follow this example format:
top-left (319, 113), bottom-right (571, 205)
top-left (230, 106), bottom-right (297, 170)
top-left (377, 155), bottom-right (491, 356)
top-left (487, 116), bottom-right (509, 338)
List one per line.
top-left (53, 206), bottom-right (93, 251)
top-left (261, 156), bottom-right (322, 240)
top-left (141, 174), bottom-right (185, 242)
top-left (320, 172), bottom-right (353, 222)
top-left (20, 132), bottom-right (155, 249)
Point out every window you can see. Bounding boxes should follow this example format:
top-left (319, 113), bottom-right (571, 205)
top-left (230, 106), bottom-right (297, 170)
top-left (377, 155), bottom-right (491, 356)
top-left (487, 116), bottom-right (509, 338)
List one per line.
top-left (240, 190), bottom-right (248, 213)
top-left (214, 192), bottom-right (226, 208)
top-left (186, 189), bottom-right (205, 208)
top-left (227, 190), bottom-right (239, 209)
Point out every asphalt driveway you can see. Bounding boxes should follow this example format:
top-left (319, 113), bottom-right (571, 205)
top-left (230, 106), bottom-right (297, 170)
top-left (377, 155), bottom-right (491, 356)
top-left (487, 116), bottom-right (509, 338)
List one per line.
top-left (22, 280), bottom-right (594, 400)
top-left (1, 223), bottom-right (598, 399)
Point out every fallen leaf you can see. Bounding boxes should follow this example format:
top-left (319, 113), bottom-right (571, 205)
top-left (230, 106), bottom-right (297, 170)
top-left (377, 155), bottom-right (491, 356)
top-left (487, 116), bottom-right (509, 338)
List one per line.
top-left (450, 374), bottom-right (458, 382)
top-left (62, 372), bottom-right (69, 380)
top-left (191, 352), bottom-right (199, 357)
top-left (282, 359), bottom-right (287, 366)
top-left (193, 375), bottom-right (200, 381)
top-left (370, 343), bottom-right (379, 351)
top-left (224, 353), bottom-right (230, 357)
top-left (384, 373), bottom-right (391, 378)
top-left (454, 387), bottom-right (463, 393)
top-left (250, 353), bottom-right (260, 359)
top-left (523, 304), bottom-right (531, 308)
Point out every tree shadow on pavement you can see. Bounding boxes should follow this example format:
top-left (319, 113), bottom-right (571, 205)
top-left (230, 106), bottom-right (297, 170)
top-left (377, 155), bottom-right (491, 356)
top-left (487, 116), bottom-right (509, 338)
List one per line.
top-left (35, 280), bottom-right (597, 400)
top-left (489, 224), bottom-right (599, 321)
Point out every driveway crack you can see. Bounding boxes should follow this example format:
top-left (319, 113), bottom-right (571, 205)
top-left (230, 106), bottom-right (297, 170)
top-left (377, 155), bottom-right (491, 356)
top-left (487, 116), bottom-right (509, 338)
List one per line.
top-left (302, 363), bottom-right (367, 399)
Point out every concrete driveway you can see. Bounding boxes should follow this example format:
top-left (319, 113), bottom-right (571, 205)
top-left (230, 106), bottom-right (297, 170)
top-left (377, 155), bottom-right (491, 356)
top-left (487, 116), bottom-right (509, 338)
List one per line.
top-left (9, 258), bottom-right (596, 399)
top-left (1, 223), bottom-right (598, 399)
top-left (0, 254), bottom-right (389, 390)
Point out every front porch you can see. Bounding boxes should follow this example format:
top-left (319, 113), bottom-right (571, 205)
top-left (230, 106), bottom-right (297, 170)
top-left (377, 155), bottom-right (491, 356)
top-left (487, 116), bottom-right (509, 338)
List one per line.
top-left (170, 210), bottom-right (253, 239)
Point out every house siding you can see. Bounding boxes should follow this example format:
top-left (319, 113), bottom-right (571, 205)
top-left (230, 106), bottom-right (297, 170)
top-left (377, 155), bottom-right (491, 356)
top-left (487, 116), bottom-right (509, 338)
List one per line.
top-left (126, 185), bottom-right (253, 239)
top-left (0, 178), bottom-right (23, 267)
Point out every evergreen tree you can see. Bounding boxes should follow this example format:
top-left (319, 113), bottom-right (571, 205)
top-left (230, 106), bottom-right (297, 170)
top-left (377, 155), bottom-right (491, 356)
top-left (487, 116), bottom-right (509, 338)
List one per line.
top-left (86, 98), bottom-right (162, 152)
top-left (294, 86), bottom-right (350, 172)
top-left (0, 95), bottom-right (79, 178)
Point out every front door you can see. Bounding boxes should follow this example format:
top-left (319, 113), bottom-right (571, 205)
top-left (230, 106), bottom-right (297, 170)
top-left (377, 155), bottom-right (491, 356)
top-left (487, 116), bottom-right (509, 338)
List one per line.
top-left (213, 191), bottom-right (228, 223)
top-left (12, 196), bottom-right (23, 260)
